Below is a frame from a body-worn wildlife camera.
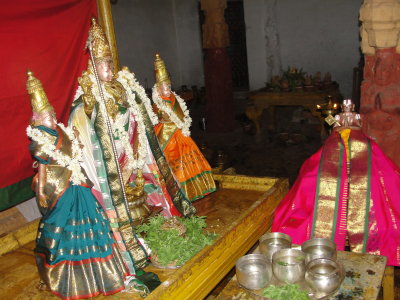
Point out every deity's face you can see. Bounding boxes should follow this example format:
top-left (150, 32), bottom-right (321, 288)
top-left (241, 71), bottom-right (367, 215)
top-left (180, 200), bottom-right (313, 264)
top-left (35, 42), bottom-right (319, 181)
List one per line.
top-left (342, 104), bottom-right (354, 113)
top-left (159, 82), bottom-right (171, 98)
top-left (96, 58), bottom-right (114, 82)
top-left (341, 100), bottom-right (354, 113)
top-left (35, 111), bottom-right (57, 129)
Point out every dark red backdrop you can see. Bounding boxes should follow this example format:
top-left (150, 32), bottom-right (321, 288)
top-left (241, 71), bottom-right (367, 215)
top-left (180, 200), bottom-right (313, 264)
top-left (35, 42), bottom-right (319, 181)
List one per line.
top-left (0, 0), bottom-right (97, 210)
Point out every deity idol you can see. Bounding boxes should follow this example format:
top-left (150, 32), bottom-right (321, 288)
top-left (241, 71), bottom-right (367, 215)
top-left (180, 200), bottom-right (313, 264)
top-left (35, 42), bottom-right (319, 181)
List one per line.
top-left (272, 99), bottom-right (400, 266)
top-left (333, 99), bottom-right (361, 129)
top-left (152, 54), bottom-right (216, 201)
top-left (26, 71), bottom-right (127, 299)
top-left (69, 18), bottom-right (195, 277)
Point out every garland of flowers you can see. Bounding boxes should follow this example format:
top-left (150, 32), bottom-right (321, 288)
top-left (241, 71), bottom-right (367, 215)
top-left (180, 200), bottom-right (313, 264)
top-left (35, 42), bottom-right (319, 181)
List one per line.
top-left (152, 85), bottom-right (192, 136)
top-left (118, 69), bottom-right (159, 126)
top-left (73, 70), bottom-right (161, 172)
top-left (26, 124), bottom-right (87, 185)
top-left (86, 73), bottom-right (148, 171)
top-left (72, 70), bottom-right (158, 129)
top-left (73, 85), bottom-right (84, 102)
top-left (114, 73), bottom-right (149, 171)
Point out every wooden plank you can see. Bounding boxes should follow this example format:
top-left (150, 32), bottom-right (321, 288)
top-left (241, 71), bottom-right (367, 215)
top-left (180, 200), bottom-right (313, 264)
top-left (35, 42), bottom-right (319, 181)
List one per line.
top-left (0, 207), bottom-right (28, 236)
top-left (213, 174), bottom-right (277, 191)
top-left (145, 177), bottom-right (288, 300)
top-left (0, 219), bottom-right (39, 256)
top-left (0, 176), bottom-right (288, 300)
top-left (383, 266), bottom-right (394, 300)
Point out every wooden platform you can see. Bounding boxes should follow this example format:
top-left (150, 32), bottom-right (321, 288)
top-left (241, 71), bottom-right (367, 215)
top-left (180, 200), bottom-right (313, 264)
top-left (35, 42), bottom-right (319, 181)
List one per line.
top-left (0, 175), bottom-right (288, 300)
top-left (246, 87), bottom-right (341, 138)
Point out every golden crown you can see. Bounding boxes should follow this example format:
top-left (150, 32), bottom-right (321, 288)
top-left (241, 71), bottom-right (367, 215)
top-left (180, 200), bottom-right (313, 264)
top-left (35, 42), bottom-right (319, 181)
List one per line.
top-left (89, 18), bottom-right (112, 61)
top-left (154, 53), bottom-right (171, 86)
top-left (26, 70), bottom-right (54, 114)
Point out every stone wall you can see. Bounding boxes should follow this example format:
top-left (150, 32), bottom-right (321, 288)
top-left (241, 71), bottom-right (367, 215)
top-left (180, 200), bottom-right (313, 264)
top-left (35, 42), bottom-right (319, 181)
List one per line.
top-left (111, 0), bottom-right (363, 97)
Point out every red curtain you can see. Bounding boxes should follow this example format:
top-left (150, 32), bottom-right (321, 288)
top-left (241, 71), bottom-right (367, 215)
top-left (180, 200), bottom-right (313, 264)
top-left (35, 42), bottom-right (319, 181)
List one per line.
top-left (0, 0), bottom-right (97, 209)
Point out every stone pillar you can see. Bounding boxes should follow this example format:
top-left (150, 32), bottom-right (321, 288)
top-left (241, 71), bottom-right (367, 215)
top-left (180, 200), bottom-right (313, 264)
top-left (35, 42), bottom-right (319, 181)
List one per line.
top-left (359, 0), bottom-right (400, 166)
top-left (201, 0), bottom-right (234, 132)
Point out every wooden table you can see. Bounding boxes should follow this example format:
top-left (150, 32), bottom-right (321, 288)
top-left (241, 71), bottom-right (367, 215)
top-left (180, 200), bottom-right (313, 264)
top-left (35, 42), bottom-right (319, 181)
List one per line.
top-left (0, 174), bottom-right (288, 300)
top-left (216, 250), bottom-right (387, 300)
top-left (245, 88), bottom-right (342, 138)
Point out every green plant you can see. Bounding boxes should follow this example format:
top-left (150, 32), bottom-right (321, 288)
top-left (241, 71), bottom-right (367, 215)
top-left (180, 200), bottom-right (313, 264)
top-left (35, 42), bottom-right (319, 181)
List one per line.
top-left (282, 66), bottom-right (306, 91)
top-left (266, 75), bottom-right (282, 92)
top-left (136, 215), bottom-right (217, 266)
top-left (262, 284), bottom-right (309, 299)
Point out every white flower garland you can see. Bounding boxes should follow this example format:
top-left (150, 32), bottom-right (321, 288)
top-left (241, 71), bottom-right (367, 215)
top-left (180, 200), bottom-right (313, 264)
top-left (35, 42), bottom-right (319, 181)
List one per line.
top-left (73, 85), bottom-right (84, 102)
top-left (111, 102), bottom-right (147, 171)
top-left (73, 72), bottom-right (150, 171)
top-left (118, 69), bottom-right (159, 126)
top-left (114, 73), bottom-right (149, 171)
top-left (27, 124), bottom-right (87, 185)
top-left (152, 85), bottom-right (192, 136)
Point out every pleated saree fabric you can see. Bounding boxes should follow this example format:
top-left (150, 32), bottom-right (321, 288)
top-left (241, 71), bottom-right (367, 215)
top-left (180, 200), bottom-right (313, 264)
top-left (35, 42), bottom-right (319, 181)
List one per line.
top-left (31, 126), bottom-right (127, 299)
top-left (154, 94), bottom-right (216, 202)
top-left (272, 129), bottom-right (400, 266)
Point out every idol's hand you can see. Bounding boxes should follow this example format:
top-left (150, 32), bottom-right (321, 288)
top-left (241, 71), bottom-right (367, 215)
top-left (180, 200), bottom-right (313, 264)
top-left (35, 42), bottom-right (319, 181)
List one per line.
top-left (79, 71), bottom-right (93, 94)
top-left (79, 72), bottom-right (96, 117)
top-left (83, 94), bottom-right (95, 117)
top-left (37, 164), bottom-right (48, 207)
top-left (38, 192), bottom-right (48, 208)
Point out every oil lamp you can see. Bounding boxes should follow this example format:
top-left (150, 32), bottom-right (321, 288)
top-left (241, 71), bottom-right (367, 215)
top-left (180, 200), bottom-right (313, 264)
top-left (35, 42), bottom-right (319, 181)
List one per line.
top-left (316, 95), bottom-right (340, 134)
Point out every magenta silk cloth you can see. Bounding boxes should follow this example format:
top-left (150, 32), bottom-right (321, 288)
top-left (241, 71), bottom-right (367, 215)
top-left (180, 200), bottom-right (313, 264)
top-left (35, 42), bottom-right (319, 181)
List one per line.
top-left (272, 130), bottom-right (400, 266)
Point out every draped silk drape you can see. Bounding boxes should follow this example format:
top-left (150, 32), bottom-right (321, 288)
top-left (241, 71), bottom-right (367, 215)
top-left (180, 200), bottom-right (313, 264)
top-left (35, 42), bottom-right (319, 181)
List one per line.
top-left (0, 0), bottom-right (97, 210)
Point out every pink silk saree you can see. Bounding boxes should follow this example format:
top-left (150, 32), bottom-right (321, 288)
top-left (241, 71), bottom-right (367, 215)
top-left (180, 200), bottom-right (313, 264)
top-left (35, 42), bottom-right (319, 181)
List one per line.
top-left (272, 129), bottom-right (400, 266)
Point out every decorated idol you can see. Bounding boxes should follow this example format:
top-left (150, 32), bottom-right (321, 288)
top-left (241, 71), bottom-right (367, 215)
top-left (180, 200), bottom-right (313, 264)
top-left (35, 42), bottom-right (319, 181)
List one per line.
top-left (26, 70), bottom-right (128, 299)
top-left (152, 54), bottom-right (216, 201)
top-left (333, 99), bottom-right (361, 129)
top-left (272, 99), bottom-right (400, 266)
top-left (69, 18), bottom-right (195, 277)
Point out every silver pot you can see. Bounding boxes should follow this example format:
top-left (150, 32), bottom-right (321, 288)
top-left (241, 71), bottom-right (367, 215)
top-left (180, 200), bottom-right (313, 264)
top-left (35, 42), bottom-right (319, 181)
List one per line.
top-left (305, 258), bottom-right (344, 297)
top-left (272, 248), bottom-right (306, 284)
top-left (301, 237), bottom-right (337, 264)
top-left (259, 232), bottom-right (292, 262)
top-left (236, 254), bottom-right (272, 290)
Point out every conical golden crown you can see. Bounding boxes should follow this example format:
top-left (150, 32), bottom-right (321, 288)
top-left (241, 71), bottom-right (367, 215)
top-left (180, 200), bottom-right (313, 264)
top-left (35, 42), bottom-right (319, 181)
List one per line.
top-left (26, 70), bottom-right (53, 114)
top-left (89, 18), bottom-right (112, 61)
top-left (154, 53), bottom-right (171, 86)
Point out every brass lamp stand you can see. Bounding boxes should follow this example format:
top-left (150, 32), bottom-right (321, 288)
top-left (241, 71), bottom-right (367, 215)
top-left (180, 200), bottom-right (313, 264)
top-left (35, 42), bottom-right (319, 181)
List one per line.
top-left (316, 96), bottom-right (340, 137)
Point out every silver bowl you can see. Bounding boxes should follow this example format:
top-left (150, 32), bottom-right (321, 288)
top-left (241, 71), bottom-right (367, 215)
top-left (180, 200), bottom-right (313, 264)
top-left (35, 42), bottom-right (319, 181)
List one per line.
top-left (272, 248), bottom-right (306, 284)
top-left (236, 254), bottom-right (272, 290)
top-left (305, 258), bottom-right (344, 298)
top-left (301, 237), bottom-right (337, 264)
top-left (259, 232), bottom-right (292, 262)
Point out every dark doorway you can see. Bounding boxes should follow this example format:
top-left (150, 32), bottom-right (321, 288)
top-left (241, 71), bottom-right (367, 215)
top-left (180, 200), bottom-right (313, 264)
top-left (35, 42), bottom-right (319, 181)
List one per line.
top-left (225, 0), bottom-right (249, 90)
top-left (199, 0), bottom-right (249, 90)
